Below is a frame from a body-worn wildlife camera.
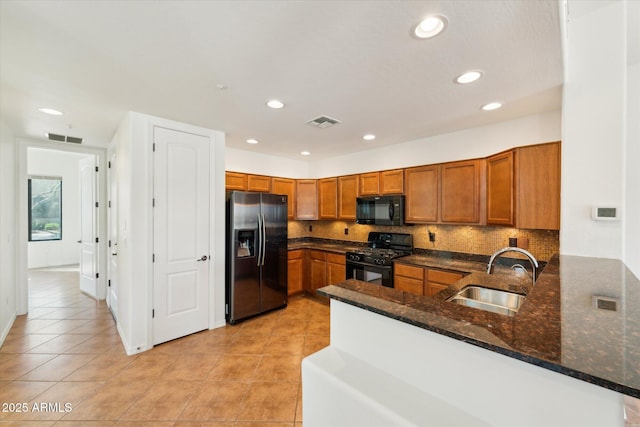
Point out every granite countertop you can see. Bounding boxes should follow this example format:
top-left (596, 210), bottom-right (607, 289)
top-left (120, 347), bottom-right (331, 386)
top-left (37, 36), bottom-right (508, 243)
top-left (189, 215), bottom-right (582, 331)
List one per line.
top-left (318, 255), bottom-right (640, 399)
top-left (288, 239), bottom-right (364, 254)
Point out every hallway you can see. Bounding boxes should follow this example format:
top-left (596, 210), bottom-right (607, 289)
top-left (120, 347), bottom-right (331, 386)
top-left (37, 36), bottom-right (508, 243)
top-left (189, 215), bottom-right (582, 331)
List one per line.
top-left (0, 267), bottom-right (329, 425)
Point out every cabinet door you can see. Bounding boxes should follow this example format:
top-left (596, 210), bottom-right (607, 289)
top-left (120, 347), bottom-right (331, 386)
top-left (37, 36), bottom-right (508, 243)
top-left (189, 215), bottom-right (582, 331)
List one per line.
top-left (516, 142), bottom-right (561, 230)
top-left (359, 172), bottom-right (380, 196)
top-left (225, 172), bottom-right (247, 191)
top-left (296, 180), bottom-right (318, 220)
top-left (287, 250), bottom-right (304, 296)
top-left (487, 151), bottom-right (514, 225)
top-left (425, 269), bottom-right (464, 296)
top-left (319, 178), bottom-right (338, 219)
top-left (394, 276), bottom-right (424, 295)
top-left (247, 174), bottom-right (271, 192)
top-left (441, 159), bottom-right (481, 223)
top-left (338, 175), bottom-right (359, 220)
top-left (272, 177), bottom-right (296, 219)
top-left (380, 169), bottom-right (404, 194)
top-left (404, 165), bottom-right (439, 223)
top-left (394, 263), bottom-right (426, 295)
top-left (310, 251), bottom-right (327, 291)
top-left (327, 260), bottom-right (346, 285)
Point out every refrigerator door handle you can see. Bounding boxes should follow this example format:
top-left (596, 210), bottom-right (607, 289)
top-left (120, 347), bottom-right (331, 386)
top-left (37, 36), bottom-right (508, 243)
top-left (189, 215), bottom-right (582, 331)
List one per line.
top-left (260, 213), bottom-right (267, 266)
top-left (257, 214), bottom-right (263, 267)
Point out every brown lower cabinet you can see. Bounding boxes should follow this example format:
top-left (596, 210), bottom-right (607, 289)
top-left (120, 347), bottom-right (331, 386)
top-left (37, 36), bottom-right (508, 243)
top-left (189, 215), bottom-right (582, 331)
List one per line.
top-left (394, 262), bottom-right (465, 296)
top-left (288, 249), bottom-right (347, 295)
top-left (287, 250), bottom-right (304, 296)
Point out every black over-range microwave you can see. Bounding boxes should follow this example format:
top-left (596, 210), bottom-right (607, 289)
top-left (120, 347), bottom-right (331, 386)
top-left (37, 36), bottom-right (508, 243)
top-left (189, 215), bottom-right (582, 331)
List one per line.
top-left (356, 195), bottom-right (405, 226)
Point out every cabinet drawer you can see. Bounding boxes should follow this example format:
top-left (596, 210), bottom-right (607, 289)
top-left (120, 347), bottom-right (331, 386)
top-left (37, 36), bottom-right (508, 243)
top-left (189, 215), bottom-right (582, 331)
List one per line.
top-left (288, 249), bottom-right (303, 260)
top-left (394, 276), bottom-right (424, 295)
top-left (326, 252), bottom-right (345, 265)
top-left (428, 269), bottom-right (464, 285)
top-left (394, 263), bottom-right (425, 280)
top-left (310, 250), bottom-right (327, 261)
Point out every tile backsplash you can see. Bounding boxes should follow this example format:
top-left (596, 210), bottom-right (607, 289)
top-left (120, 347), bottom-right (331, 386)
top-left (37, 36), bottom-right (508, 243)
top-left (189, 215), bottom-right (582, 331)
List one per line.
top-left (288, 220), bottom-right (559, 262)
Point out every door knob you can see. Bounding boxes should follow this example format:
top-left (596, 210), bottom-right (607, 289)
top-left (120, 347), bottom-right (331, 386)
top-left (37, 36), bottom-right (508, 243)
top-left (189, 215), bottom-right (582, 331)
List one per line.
top-left (197, 255), bottom-right (208, 262)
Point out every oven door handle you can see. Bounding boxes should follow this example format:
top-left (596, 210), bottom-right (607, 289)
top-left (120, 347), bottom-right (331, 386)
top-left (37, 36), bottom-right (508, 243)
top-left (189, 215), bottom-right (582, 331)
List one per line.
top-left (346, 260), bottom-right (392, 269)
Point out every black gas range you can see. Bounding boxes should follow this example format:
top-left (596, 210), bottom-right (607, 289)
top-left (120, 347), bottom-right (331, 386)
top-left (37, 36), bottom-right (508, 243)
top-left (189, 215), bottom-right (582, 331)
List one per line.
top-left (345, 232), bottom-right (413, 287)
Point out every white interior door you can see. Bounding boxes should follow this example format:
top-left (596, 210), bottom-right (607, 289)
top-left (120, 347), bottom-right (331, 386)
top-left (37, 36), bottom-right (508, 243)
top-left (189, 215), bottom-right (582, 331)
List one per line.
top-left (153, 126), bottom-right (210, 345)
top-left (79, 155), bottom-right (98, 298)
top-left (107, 150), bottom-right (118, 319)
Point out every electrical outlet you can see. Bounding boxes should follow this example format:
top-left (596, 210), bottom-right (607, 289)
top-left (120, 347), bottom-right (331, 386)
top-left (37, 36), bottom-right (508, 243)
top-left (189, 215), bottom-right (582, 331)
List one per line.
top-left (428, 231), bottom-right (436, 242)
top-left (344, 228), bottom-right (349, 235)
top-left (309, 225), bottom-right (312, 232)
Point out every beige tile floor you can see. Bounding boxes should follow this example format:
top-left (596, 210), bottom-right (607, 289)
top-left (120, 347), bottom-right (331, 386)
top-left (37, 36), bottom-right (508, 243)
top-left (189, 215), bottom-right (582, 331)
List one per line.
top-left (1, 267), bottom-right (329, 426)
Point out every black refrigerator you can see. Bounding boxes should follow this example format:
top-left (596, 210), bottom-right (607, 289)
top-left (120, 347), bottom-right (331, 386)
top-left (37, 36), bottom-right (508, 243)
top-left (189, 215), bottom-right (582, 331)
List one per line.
top-left (226, 191), bottom-right (288, 324)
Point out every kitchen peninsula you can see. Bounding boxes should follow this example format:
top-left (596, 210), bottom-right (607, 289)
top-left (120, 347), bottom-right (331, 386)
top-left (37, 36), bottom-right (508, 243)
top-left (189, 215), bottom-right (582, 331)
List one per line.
top-left (302, 255), bottom-right (640, 427)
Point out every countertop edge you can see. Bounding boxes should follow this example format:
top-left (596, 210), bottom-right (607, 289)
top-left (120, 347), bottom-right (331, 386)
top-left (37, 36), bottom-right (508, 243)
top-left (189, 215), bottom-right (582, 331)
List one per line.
top-left (317, 279), bottom-right (640, 399)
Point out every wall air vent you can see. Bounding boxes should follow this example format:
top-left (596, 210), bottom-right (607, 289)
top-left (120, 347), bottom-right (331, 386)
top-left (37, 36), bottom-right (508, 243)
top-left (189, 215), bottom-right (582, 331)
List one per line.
top-left (306, 115), bottom-right (341, 129)
top-left (47, 133), bottom-right (66, 142)
top-left (66, 136), bottom-right (83, 144)
top-left (47, 133), bottom-right (83, 144)
top-left (592, 295), bottom-right (618, 312)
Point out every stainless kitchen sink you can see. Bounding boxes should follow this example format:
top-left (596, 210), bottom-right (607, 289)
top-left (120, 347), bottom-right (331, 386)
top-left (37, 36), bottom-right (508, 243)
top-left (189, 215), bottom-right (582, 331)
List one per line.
top-left (446, 285), bottom-right (526, 317)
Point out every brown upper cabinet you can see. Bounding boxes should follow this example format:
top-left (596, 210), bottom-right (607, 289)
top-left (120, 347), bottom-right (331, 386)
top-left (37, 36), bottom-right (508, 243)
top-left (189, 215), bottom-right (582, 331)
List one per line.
top-left (359, 170), bottom-right (404, 196)
top-left (338, 175), bottom-right (359, 220)
top-left (247, 174), bottom-right (271, 192)
top-left (486, 151), bottom-right (515, 226)
top-left (404, 165), bottom-right (439, 223)
top-left (224, 172), bottom-right (271, 192)
top-left (359, 172), bottom-right (379, 196)
top-left (225, 172), bottom-right (247, 191)
top-left (485, 142), bottom-right (561, 230)
top-left (380, 169), bottom-right (404, 194)
top-left (296, 179), bottom-right (318, 220)
top-left (440, 159), bottom-right (483, 224)
top-left (319, 178), bottom-right (338, 219)
top-left (515, 142), bottom-right (561, 230)
top-left (272, 177), bottom-right (296, 219)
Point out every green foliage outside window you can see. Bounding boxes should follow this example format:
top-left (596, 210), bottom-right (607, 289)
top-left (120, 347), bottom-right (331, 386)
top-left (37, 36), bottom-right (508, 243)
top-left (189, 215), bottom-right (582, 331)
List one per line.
top-left (29, 177), bottom-right (62, 241)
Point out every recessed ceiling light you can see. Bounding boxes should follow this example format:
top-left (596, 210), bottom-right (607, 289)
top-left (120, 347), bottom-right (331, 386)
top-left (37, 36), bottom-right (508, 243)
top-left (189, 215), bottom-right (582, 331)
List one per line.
top-left (455, 71), bottom-right (483, 84)
top-left (363, 134), bottom-right (376, 141)
top-left (301, 151), bottom-right (311, 156)
top-left (266, 99), bottom-right (285, 109)
top-left (413, 15), bottom-right (447, 39)
top-left (246, 139), bottom-right (259, 144)
top-left (38, 108), bottom-right (63, 116)
top-left (482, 102), bottom-right (503, 111)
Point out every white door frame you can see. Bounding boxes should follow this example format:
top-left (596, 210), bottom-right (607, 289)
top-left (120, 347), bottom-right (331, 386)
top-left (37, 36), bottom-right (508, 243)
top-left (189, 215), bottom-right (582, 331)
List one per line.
top-left (16, 138), bottom-right (108, 314)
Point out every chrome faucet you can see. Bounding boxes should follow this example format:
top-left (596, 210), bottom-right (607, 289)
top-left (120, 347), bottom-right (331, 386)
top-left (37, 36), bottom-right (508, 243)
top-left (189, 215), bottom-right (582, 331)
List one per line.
top-left (486, 247), bottom-right (539, 287)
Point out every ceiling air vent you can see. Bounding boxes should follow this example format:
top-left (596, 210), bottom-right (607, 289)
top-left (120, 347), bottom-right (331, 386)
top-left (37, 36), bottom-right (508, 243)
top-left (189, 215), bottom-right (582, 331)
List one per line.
top-left (47, 133), bottom-right (83, 144)
top-left (306, 115), bottom-right (341, 129)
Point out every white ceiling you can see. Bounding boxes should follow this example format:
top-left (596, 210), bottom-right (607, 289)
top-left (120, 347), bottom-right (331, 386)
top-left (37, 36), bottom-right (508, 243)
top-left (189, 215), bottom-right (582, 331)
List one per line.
top-left (0, 0), bottom-right (563, 161)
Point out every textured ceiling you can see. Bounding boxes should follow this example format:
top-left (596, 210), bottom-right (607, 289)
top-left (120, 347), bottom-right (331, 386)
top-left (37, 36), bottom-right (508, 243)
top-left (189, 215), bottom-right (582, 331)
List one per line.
top-left (0, 0), bottom-right (563, 160)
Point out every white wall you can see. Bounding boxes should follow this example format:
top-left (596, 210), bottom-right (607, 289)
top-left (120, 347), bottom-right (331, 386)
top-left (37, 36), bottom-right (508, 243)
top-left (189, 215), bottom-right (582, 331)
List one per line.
top-left (227, 110), bottom-right (562, 180)
top-left (0, 119), bottom-right (17, 345)
top-left (624, 1), bottom-right (640, 277)
top-left (309, 110), bottom-right (562, 178)
top-left (560, 0), bottom-right (630, 262)
top-left (225, 147), bottom-right (309, 178)
top-left (27, 148), bottom-right (90, 268)
top-left (115, 112), bottom-right (226, 355)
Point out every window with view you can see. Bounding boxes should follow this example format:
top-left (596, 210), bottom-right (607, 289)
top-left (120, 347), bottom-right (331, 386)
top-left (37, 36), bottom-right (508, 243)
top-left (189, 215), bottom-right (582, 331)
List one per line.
top-left (28, 176), bottom-right (62, 241)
